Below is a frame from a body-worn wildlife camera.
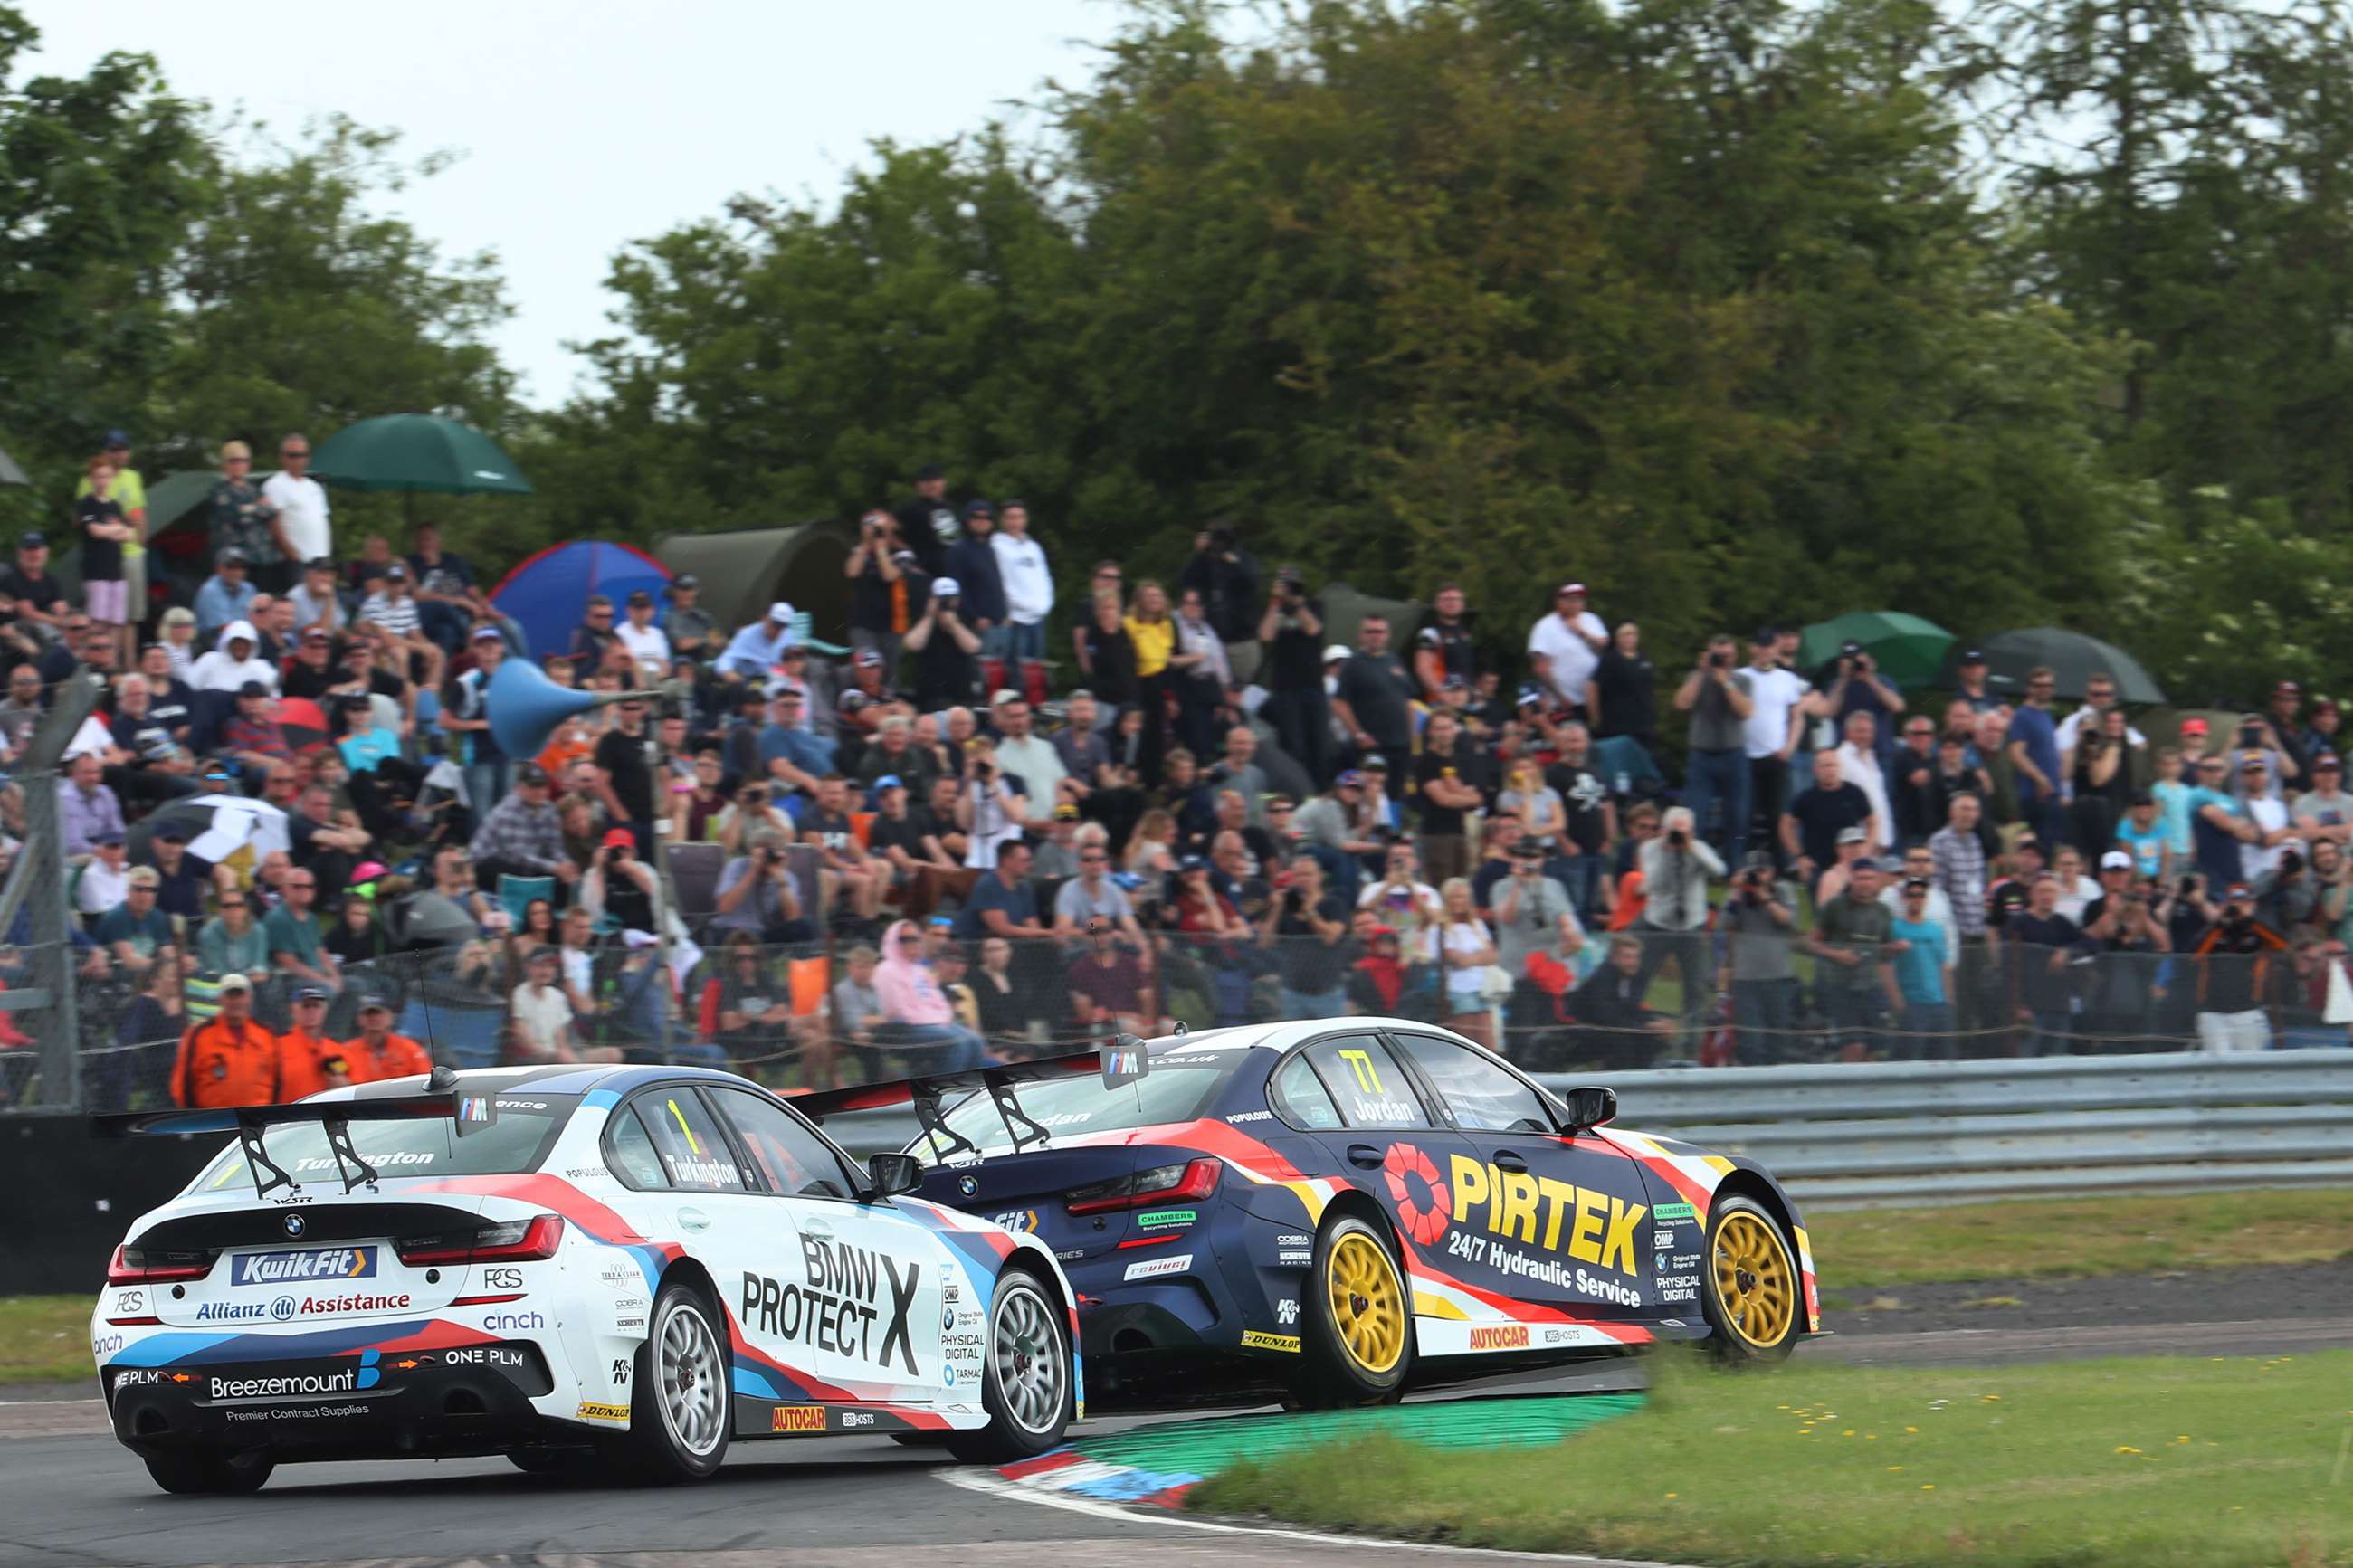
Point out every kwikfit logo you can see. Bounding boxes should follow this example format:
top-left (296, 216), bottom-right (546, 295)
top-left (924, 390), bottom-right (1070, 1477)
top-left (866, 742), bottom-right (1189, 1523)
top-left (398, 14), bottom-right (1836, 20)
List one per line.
top-left (232, 1247), bottom-right (377, 1286)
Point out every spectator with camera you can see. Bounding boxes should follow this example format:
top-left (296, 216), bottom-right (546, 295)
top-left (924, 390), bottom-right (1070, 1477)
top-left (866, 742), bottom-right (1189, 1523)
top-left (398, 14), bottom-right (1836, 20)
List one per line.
top-left (846, 510), bottom-right (912, 674)
top-left (1263, 851), bottom-right (1351, 1017)
top-left (1492, 837), bottom-right (1584, 1037)
top-left (1633, 803), bottom-right (1721, 1041)
top-left (1722, 851), bottom-right (1800, 1063)
top-left (713, 827), bottom-right (814, 945)
top-left (1256, 565), bottom-right (1328, 784)
top-left (2186, 881), bottom-right (2291, 1051)
top-left (906, 575), bottom-right (983, 713)
top-left (1673, 634), bottom-right (1754, 859)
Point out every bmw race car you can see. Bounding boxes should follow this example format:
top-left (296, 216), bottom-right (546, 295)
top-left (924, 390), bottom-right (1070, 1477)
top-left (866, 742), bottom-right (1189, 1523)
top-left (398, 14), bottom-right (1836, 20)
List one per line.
top-left (802, 1018), bottom-right (1819, 1408)
top-left (92, 1064), bottom-right (1078, 1495)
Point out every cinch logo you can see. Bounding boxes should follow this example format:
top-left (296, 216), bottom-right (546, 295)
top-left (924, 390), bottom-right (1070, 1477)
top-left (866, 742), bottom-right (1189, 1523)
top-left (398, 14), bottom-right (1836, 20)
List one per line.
top-left (481, 1311), bottom-right (546, 1332)
top-left (1468, 1325), bottom-right (1531, 1350)
top-left (770, 1404), bottom-right (826, 1432)
top-left (232, 1247), bottom-right (377, 1286)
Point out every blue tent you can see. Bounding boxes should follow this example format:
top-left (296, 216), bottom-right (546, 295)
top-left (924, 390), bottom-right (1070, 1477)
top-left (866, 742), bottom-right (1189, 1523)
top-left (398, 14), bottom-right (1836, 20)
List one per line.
top-left (487, 540), bottom-right (670, 664)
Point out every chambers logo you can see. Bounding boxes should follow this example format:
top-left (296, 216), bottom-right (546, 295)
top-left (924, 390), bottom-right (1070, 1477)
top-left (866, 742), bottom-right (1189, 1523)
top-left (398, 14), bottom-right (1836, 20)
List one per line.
top-left (232, 1247), bottom-right (377, 1287)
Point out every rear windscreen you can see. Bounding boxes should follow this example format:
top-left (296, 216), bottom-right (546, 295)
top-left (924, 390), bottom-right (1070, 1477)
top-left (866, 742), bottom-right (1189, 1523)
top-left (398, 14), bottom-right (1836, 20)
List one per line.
top-left (911, 1054), bottom-right (1247, 1162)
top-left (185, 1095), bottom-right (578, 1196)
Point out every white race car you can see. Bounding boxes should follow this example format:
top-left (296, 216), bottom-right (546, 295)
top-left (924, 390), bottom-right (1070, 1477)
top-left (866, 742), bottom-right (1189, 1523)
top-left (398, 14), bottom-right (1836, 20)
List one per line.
top-left (94, 1064), bottom-right (1079, 1494)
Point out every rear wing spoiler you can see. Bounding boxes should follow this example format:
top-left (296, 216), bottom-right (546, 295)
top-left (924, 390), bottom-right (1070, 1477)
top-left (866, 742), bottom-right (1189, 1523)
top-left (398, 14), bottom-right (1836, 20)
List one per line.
top-left (795, 1039), bottom-right (1149, 1163)
top-left (93, 1069), bottom-right (497, 1198)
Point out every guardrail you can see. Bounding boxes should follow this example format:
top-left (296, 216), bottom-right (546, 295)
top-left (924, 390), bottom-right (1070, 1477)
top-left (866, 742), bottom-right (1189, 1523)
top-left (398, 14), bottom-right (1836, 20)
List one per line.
top-left (1536, 1049), bottom-right (2353, 1207)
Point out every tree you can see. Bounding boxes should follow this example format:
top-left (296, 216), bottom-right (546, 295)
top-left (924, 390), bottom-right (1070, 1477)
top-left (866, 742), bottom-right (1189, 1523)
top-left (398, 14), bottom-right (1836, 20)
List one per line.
top-left (0, 5), bottom-right (209, 527)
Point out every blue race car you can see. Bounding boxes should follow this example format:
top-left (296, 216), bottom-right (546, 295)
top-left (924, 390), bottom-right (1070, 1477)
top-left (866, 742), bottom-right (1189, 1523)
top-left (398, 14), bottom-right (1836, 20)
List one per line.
top-left (802, 1017), bottom-right (1819, 1409)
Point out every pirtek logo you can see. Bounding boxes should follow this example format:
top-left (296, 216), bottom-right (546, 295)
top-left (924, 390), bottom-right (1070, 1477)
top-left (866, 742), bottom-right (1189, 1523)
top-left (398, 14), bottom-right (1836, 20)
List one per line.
top-left (771, 1404), bottom-right (826, 1432)
top-left (1468, 1325), bottom-right (1531, 1351)
top-left (1446, 1155), bottom-right (1648, 1276)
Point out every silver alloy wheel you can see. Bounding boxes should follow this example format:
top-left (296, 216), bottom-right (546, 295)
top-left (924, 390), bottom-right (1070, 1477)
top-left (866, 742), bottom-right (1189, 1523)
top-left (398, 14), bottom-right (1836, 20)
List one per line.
top-left (656, 1298), bottom-right (727, 1458)
top-left (991, 1281), bottom-right (1066, 1436)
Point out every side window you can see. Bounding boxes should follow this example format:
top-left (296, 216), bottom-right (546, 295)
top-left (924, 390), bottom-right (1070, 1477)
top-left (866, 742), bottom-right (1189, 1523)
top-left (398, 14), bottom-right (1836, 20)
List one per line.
top-left (1389, 1034), bottom-right (1553, 1134)
top-left (1299, 1036), bottom-right (1431, 1129)
top-left (632, 1090), bottom-right (746, 1193)
top-left (709, 1088), bottom-right (859, 1201)
top-left (1271, 1052), bottom-right (1344, 1131)
top-left (605, 1106), bottom-right (668, 1189)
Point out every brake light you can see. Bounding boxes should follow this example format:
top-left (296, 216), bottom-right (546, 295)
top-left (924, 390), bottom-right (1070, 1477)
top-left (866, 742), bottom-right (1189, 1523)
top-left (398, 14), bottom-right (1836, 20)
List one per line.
top-left (395, 1214), bottom-right (565, 1268)
top-left (1065, 1157), bottom-right (1221, 1215)
top-left (106, 1243), bottom-right (214, 1285)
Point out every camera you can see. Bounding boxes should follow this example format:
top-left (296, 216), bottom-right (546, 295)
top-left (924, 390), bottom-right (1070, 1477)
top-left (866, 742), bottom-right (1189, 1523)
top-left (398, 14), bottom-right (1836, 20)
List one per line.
top-left (1708, 650), bottom-right (1729, 669)
top-left (2177, 874), bottom-right (2199, 898)
top-left (2282, 848), bottom-right (2305, 876)
top-left (1206, 524), bottom-right (1234, 554)
top-left (1667, 828), bottom-right (1688, 848)
top-left (2238, 723), bottom-right (2264, 747)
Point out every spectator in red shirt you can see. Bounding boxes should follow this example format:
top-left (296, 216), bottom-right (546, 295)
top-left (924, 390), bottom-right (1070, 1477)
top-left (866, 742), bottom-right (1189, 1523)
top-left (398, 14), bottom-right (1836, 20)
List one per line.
top-left (1067, 919), bottom-right (1155, 1034)
top-left (222, 680), bottom-right (292, 775)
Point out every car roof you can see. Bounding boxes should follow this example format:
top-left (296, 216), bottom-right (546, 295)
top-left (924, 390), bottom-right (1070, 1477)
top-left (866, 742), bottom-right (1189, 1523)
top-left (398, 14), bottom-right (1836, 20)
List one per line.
top-left (1141, 1017), bottom-right (1463, 1055)
top-left (306, 1063), bottom-right (755, 1104)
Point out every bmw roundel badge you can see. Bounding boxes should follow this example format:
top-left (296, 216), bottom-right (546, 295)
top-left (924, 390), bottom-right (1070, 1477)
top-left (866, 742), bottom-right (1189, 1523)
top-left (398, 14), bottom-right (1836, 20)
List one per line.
top-left (282, 1212), bottom-right (307, 1238)
top-left (958, 1174), bottom-right (977, 1197)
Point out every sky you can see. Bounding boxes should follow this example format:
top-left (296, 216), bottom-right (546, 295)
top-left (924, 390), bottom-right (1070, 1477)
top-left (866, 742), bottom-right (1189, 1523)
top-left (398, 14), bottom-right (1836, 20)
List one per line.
top-left (24, 0), bottom-right (1115, 408)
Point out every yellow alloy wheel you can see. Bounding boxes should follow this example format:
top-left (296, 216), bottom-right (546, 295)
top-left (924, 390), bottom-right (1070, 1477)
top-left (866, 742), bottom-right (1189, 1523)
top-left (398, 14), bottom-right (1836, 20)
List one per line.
top-left (1712, 1209), bottom-right (1796, 1349)
top-left (1325, 1231), bottom-right (1406, 1374)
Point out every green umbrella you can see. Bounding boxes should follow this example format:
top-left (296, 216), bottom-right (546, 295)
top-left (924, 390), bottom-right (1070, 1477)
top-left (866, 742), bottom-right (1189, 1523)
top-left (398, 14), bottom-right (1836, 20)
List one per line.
top-left (1796, 611), bottom-right (1955, 689)
top-left (310, 413), bottom-right (533, 496)
top-left (1954, 627), bottom-right (2168, 705)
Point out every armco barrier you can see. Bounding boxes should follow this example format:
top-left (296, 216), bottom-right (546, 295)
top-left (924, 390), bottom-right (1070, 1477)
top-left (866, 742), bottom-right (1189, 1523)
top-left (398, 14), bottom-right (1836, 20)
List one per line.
top-left (1534, 1048), bottom-right (2353, 1207)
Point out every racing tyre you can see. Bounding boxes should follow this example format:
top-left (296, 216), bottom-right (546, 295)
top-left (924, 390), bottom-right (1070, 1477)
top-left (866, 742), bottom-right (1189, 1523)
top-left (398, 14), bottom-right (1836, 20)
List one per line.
top-left (614, 1280), bottom-right (732, 1483)
top-left (142, 1448), bottom-right (274, 1496)
top-left (944, 1269), bottom-right (1072, 1464)
top-left (1702, 1195), bottom-right (1800, 1364)
top-left (1296, 1212), bottom-right (1413, 1407)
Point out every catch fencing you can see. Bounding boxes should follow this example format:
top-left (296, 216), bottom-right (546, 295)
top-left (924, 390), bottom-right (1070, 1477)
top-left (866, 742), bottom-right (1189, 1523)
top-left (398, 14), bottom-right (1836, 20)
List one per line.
top-left (14, 920), bottom-right (2349, 1116)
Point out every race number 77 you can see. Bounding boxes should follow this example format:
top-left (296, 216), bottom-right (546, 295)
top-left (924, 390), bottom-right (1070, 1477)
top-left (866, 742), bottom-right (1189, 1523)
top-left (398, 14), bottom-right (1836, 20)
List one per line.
top-left (1337, 1049), bottom-right (1383, 1094)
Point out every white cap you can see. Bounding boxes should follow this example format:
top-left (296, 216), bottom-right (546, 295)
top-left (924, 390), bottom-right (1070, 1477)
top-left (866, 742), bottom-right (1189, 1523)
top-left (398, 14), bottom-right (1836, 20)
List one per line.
top-left (767, 601), bottom-right (795, 624)
top-left (1323, 644), bottom-right (1352, 664)
top-left (931, 576), bottom-right (961, 598)
top-left (2100, 850), bottom-right (2134, 871)
top-left (622, 929), bottom-right (660, 950)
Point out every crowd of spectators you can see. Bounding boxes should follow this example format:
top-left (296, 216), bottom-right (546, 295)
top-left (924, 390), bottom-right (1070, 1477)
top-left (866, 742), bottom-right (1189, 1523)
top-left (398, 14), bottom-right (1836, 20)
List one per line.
top-left (4, 440), bottom-right (2344, 1112)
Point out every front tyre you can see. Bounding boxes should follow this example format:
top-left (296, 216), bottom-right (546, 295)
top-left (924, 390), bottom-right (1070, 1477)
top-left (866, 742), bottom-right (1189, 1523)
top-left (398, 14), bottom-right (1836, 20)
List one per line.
top-left (142, 1448), bottom-right (273, 1495)
top-left (945, 1269), bottom-right (1072, 1464)
top-left (1296, 1212), bottom-right (1413, 1407)
top-left (1703, 1195), bottom-right (1800, 1364)
top-left (616, 1280), bottom-right (732, 1483)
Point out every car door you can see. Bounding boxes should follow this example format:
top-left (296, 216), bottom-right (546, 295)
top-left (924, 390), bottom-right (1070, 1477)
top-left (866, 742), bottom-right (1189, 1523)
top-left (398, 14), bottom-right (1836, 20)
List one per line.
top-left (1279, 1031), bottom-right (1472, 1266)
top-left (613, 1085), bottom-right (819, 1406)
top-left (704, 1086), bottom-right (952, 1408)
top-left (1383, 1031), bottom-right (1660, 1327)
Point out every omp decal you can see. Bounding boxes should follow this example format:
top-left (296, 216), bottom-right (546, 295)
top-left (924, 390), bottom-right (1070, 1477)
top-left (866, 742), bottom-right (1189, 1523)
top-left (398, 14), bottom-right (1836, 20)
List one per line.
top-left (1239, 1331), bottom-right (1300, 1353)
top-left (770, 1404), bottom-right (827, 1432)
top-left (576, 1401), bottom-right (629, 1423)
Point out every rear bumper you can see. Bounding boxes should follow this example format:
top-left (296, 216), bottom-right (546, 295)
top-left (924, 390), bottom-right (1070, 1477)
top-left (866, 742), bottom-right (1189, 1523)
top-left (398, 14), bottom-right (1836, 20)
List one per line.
top-left (104, 1342), bottom-right (565, 1460)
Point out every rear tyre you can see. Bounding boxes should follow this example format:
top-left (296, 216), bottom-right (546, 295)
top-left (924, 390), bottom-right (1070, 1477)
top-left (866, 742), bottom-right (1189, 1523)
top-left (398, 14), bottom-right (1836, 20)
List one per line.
top-left (615, 1279), bottom-right (732, 1483)
top-left (1295, 1212), bottom-right (1413, 1408)
top-left (944, 1269), bottom-right (1072, 1464)
top-left (1702, 1194), bottom-right (1800, 1365)
top-left (142, 1448), bottom-right (273, 1496)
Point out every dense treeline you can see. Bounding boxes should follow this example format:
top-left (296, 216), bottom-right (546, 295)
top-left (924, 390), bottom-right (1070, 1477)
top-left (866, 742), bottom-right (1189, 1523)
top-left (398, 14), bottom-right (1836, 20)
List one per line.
top-left (5, 0), bottom-right (2353, 704)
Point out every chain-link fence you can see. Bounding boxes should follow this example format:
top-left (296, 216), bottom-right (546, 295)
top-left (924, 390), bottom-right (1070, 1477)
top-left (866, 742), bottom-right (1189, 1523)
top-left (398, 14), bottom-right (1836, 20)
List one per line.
top-left (16, 921), bottom-right (2348, 1115)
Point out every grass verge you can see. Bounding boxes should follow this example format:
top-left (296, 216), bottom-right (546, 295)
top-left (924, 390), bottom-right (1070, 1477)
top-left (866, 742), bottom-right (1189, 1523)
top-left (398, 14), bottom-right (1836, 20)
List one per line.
top-left (0, 1296), bottom-right (93, 1387)
top-left (1807, 1185), bottom-right (2353, 1288)
top-left (1192, 1351), bottom-right (2353, 1567)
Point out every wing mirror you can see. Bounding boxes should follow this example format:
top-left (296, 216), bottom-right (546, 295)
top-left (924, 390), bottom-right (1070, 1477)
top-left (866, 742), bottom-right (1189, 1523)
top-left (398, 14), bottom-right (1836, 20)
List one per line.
top-left (1561, 1085), bottom-right (1618, 1132)
top-left (865, 1152), bottom-right (924, 1199)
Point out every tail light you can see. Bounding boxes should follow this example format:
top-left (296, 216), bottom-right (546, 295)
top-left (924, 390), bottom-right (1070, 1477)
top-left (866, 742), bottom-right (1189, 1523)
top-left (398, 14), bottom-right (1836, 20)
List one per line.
top-left (1065, 1158), bottom-right (1221, 1215)
top-left (396, 1214), bottom-right (566, 1268)
top-left (106, 1243), bottom-right (214, 1285)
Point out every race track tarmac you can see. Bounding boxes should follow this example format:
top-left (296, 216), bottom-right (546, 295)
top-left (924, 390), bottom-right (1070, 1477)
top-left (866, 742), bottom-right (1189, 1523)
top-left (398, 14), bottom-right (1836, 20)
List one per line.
top-left (5, 1282), bottom-right (2344, 1568)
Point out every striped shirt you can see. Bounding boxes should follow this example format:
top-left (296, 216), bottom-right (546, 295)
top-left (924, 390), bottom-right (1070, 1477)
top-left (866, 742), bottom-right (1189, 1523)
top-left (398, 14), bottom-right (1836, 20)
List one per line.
top-left (1928, 824), bottom-right (1988, 938)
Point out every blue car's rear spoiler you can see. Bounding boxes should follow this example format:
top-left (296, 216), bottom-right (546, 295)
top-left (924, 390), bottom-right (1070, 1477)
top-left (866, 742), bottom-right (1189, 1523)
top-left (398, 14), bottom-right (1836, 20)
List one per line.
top-left (795, 1040), bottom-right (1147, 1162)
